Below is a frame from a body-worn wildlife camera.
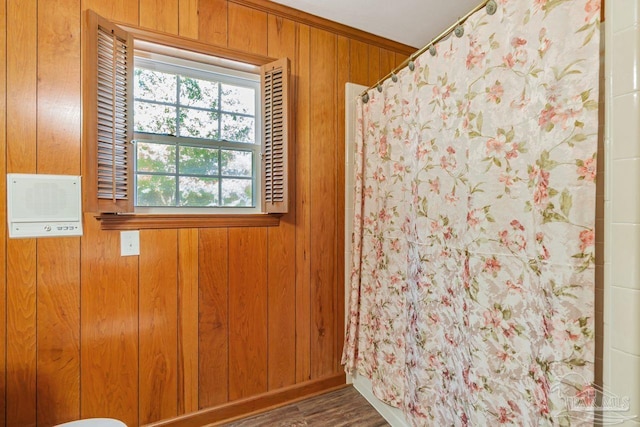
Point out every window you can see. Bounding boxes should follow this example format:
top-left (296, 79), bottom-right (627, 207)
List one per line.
top-left (133, 54), bottom-right (261, 212)
top-left (82, 11), bottom-right (290, 222)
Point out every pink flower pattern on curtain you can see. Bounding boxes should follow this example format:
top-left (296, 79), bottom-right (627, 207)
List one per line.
top-left (342, 0), bottom-right (600, 425)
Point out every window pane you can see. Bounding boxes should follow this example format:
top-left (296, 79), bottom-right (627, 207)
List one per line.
top-left (137, 174), bottom-right (176, 206)
top-left (133, 60), bottom-right (260, 210)
top-left (180, 76), bottom-right (219, 109)
top-left (221, 84), bottom-right (255, 115)
top-left (135, 68), bottom-right (176, 103)
top-left (180, 108), bottom-right (220, 139)
top-left (135, 102), bottom-right (177, 135)
top-left (221, 179), bottom-right (252, 207)
top-left (221, 114), bottom-right (254, 143)
top-left (179, 176), bottom-right (219, 206)
top-left (137, 142), bottom-right (176, 173)
top-left (179, 146), bottom-right (218, 175)
top-left (221, 149), bottom-right (252, 177)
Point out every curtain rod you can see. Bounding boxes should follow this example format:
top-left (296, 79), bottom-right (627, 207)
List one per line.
top-left (360, 0), bottom-right (497, 100)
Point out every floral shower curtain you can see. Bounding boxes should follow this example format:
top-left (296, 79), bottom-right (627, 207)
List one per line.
top-left (342, 0), bottom-right (600, 425)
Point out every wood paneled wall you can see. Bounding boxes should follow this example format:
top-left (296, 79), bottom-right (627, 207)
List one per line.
top-left (0, 0), bottom-right (413, 426)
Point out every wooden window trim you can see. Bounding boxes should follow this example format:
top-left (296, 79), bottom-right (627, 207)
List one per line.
top-left (120, 23), bottom-right (274, 68)
top-left (97, 213), bottom-right (281, 230)
top-left (84, 11), bottom-right (290, 230)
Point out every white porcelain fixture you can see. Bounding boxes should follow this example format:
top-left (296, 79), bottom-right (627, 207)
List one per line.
top-left (55, 419), bottom-right (126, 427)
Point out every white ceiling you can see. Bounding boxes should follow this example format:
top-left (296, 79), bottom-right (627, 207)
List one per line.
top-left (269, 0), bottom-right (481, 48)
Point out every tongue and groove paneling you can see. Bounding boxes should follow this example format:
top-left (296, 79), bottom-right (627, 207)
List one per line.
top-left (0, 1), bottom-right (415, 425)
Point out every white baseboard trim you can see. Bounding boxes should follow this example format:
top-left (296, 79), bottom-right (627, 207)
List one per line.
top-left (349, 374), bottom-right (410, 427)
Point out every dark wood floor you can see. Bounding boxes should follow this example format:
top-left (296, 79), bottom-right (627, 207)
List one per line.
top-left (221, 386), bottom-right (390, 427)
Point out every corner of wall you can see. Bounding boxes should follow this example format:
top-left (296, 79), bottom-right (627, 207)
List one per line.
top-left (604, 0), bottom-right (640, 421)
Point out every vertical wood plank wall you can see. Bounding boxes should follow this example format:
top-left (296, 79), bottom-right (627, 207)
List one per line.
top-left (0, 1), bottom-right (413, 425)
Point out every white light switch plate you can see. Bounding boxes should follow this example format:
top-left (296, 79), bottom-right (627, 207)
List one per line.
top-left (121, 230), bottom-right (140, 256)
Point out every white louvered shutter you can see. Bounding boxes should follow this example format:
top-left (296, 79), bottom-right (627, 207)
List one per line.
top-left (261, 58), bottom-right (291, 214)
top-left (83, 11), bottom-right (134, 213)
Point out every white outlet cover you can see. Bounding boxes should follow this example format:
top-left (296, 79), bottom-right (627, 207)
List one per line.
top-left (121, 230), bottom-right (140, 256)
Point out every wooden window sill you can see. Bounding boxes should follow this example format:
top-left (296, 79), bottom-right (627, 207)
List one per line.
top-left (96, 213), bottom-right (281, 230)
